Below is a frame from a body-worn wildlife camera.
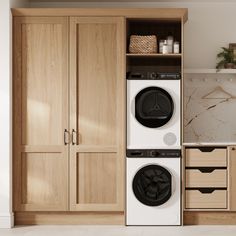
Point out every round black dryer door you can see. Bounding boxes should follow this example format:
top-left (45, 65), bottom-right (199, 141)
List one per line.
top-left (132, 164), bottom-right (172, 206)
top-left (135, 86), bottom-right (174, 128)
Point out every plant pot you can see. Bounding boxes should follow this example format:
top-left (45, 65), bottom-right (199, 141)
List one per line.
top-left (224, 63), bottom-right (235, 69)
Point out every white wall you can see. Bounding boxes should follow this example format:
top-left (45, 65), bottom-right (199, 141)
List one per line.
top-left (1, 0), bottom-right (236, 228)
top-left (0, 0), bottom-right (12, 229)
top-left (30, 1), bottom-right (236, 69)
top-left (0, 0), bottom-right (28, 229)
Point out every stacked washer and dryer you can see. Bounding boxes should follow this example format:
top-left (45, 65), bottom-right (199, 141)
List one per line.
top-left (126, 69), bottom-right (182, 226)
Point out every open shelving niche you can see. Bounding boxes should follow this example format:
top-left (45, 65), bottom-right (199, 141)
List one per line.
top-left (126, 18), bottom-right (182, 74)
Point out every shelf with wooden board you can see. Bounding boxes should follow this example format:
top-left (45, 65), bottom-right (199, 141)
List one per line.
top-left (126, 53), bottom-right (182, 58)
top-left (126, 18), bottom-right (182, 71)
top-left (184, 69), bottom-right (236, 74)
top-left (11, 8), bottom-right (188, 23)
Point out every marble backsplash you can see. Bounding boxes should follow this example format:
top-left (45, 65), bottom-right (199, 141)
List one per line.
top-left (184, 73), bottom-right (236, 143)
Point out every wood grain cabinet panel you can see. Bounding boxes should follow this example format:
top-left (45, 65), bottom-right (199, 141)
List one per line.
top-left (76, 23), bottom-right (118, 146)
top-left (185, 190), bottom-right (227, 209)
top-left (228, 146), bottom-right (236, 211)
top-left (13, 17), bottom-right (69, 211)
top-left (77, 153), bottom-right (117, 205)
top-left (69, 17), bottom-right (125, 211)
top-left (185, 148), bottom-right (227, 167)
top-left (21, 153), bottom-right (68, 210)
top-left (185, 169), bottom-right (227, 188)
top-left (21, 22), bottom-right (65, 146)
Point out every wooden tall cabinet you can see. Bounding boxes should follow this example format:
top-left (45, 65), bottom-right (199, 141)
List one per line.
top-left (12, 8), bottom-right (188, 225)
top-left (69, 17), bottom-right (125, 211)
top-left (13, 16), bottom-right (125, 214)
top-left (13, 17), bottom-right (69, 211)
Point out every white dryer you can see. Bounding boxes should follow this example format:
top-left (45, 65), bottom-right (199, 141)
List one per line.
top-left (127, 71), bottom-right (181, 149)
top-left (126, 149), bottom-right (181, 226)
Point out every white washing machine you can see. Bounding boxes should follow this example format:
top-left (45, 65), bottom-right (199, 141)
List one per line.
top-left (127, 71), bottom-right (181, 149)
top-left (126, 149), bottom-right (181, 226)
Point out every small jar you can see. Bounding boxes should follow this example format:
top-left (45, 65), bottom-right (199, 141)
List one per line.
top-left (162, 40), bottom-right (169, 54)
top-left (174, 41), bottom-right (180, 54)
top-left (159, 40), bottom-right (165, 53)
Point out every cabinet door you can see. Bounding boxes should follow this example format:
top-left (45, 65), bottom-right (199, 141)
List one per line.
top-left (13, 17), bottom-right (69, 211)
top-left (69, 17), bottom-right (125, 211)
top-left (228, 146), bottom-right (236, 210)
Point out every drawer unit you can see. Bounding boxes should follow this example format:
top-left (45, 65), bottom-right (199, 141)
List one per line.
top-left (185, 147), bottom-right (227, 167)
top-left (185, 189), bottom-right (227, 209)
top-left (185, 168), bottom-right (227, 188)
top-left (185, 147), bottom-right (228, 210)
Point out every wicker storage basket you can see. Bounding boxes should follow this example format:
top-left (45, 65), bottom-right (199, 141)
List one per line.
top-left (129, 35), bottom-right (157, 54)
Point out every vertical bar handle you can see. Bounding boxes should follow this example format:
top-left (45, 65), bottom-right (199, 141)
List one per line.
top-left (64, 129), bottom-right (70, 145)
top-left (72, 129), bottom-right (77, 145)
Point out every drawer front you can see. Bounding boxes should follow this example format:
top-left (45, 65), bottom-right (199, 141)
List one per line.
top-left (185, 169), bottom-right (227, 188)
top-left (185, 148), bottom-right (227, 167)
top-left (185, 189), bottom-right (227, 209)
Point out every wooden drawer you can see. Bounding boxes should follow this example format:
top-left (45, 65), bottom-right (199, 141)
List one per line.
top-left (185, 189), bottom-right (227, 209)
top-left (185, 148), bottom-right (227, 167)
top-left (185, 168), bottom-right (227, 188)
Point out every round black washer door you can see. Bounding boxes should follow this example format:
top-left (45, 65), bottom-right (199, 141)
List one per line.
top-left (135, 86), bottom-right (174, 128)
top-left (133, 164), bottom-right (172, 206)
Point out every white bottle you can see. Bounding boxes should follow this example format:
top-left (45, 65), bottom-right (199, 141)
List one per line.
top-left (162, 40), bottom-right (168, 54)
top-left (174, 41), bottom-right (180, 54)
top-left (167, 35), bottom-right (174, 53)
top-left (159, 40), bottom-right (165, 53)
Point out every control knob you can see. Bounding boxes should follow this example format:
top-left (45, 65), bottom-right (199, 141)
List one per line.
top-left (149, 72), bottom-right (158, 80)
top-left (150, 150), bottom-right (160, 157)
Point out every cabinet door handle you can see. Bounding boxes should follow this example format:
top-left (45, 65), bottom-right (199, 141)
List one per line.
top-left (64, 129), bottom-right (70, 145)
top-left (72, 129), bottom-right (77, 145)
top-left (198, 167), bottom-right (215, 173)
top-left (198, 147), bottom-right (215, 152)
top-left (198, 188), bottom-right (215, 194)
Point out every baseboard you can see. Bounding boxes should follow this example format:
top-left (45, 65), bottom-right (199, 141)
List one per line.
top-left (14, 211), bottom-right (236, 226)
top-left (184, 211), bottom-right (236, 225)
top-left (15, 212), bottom-right (124, 225)
top-left (0, 213), bottom-right (14, 228)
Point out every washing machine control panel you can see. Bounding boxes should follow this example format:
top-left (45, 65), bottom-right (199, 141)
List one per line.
top-left (127, 71), bottom-right (181, 80)
top-left (126, 149), bottom-right (181, 158)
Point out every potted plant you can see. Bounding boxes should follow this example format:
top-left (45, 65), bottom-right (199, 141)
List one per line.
top-left (216, 47), bottom-right (236, 69)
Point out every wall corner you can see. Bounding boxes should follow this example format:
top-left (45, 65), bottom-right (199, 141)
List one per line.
top-left (0, 213), bottom-right (14, 228)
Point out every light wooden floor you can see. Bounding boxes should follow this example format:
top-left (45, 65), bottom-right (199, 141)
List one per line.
top-left (1, 225), bottom-right (236, 236)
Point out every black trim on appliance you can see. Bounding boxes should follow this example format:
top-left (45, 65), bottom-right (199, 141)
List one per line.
top-left (127, 71), bottom-right (181, 80)
top-left (126, 149), bottom-right (181, 158)
top-left (135, 86), bottom-right (174, 128)
top-left (185, 167), bottom-right (227, 173)
top-left (185, 187), bottom-right (227, 194)
top-left (132, 164), bottom-right (172, 206)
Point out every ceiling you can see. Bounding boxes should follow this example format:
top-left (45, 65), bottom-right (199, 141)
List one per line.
top-left (29, 0), bottom-right (236, 2)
